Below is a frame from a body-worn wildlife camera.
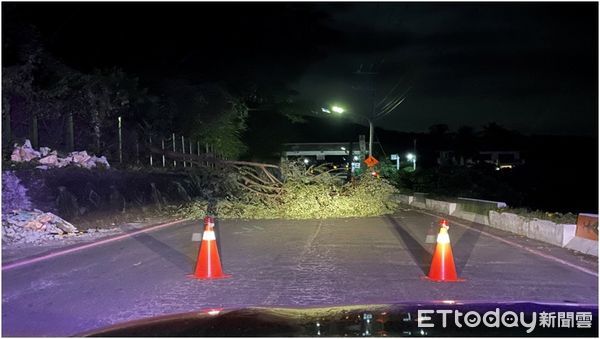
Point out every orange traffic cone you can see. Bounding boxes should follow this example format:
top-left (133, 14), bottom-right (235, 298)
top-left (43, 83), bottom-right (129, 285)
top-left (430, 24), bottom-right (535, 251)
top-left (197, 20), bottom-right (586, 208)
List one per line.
top-left (426, 220), bottom-right (463, 282)
top-left (190, 216), bottom-right (230, 280)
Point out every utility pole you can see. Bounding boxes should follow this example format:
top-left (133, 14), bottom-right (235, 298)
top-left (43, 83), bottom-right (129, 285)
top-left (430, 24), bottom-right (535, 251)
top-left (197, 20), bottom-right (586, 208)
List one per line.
top-left (413, 138), bottom-right (417, 171)
top-left (368, 118), bottom-right (374, 157)
top-left (354, 64), bottom-right (378, 157)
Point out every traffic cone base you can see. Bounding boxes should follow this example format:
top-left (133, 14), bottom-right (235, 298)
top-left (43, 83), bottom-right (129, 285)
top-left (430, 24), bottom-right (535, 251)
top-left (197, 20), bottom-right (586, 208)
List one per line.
top-left (190, 217), bottom-right (231, 280)
top-left (422, 276), bottom-right (465, 282)
top-left (188, 273), bottom-right (231, 280)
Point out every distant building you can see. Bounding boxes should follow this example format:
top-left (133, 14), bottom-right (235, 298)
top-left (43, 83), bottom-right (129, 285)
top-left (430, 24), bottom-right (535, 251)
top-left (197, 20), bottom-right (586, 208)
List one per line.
top-left (437, 150), bottom-right (523, 169)
top-left (281, 142), bottom-right (361, 165)
top-left (281, 138), bottom-right (381, 173)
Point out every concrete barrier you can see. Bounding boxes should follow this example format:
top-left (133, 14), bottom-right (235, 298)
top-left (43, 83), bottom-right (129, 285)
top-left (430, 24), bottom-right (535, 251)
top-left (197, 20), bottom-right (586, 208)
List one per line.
top-left (527, 219), bottom-right (576, 247)
top-left (410, 192), bottom-right (427, 209)
top-left (393, 193), bottom-right (596, 256)
top-left (457, 197), bottom-right (507, 214)
top-left (452, 210), bottom-right (491, 225)
top-left (394, 194), bottom-right (414, 205)
top-left (452, 197), bottom-right (507, 226)
top-left (458, 197), bottom-right (507, 208)
top-left (411, 201), bottom-right (427, 209)
top-left (564, 236), bottom-right (598, 256)
top-left (489, 211), bottom-right (529, 236)
top-left (413, 192), bottom-right (427, 203)
top-left (561, 224), bottom-right (577, 247)
top-left (425, 198), bottom-right (457, 215)
top-left (489, 211), bottom-right (578, 247)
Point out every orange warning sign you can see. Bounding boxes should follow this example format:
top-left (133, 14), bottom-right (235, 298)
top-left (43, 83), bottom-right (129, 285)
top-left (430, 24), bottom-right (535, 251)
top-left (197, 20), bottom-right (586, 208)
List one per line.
top-left (364, 155), bottom-right (379, 168)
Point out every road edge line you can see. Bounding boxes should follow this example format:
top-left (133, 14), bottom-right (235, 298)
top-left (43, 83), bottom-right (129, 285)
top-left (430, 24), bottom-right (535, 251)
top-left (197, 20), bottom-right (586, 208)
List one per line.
top-left (416, 210), bottom-right (599, 278)
top-left (2, 218), bottom-right (192, 271)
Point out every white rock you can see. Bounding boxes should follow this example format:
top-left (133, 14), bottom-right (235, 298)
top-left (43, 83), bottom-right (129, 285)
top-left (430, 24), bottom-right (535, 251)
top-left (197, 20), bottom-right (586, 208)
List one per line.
top-left (39, 147), bottom-right (51, 157)
top-left (39, 155), bottom-right (58, 165)
top-left (81, 158), bottom-right (97, 169)
top-left (10, 140), bottom-right (41, 162)
top-left (56, 158), bottom-right (71, 168)
top-left (10, 148), bottom-right (22, 162)
top-left (96, 156), bottom-right (110, 168)
top-left (70, 151), bottom-right (91, 165)
top-left (2, 210), bottom-right (78, 244)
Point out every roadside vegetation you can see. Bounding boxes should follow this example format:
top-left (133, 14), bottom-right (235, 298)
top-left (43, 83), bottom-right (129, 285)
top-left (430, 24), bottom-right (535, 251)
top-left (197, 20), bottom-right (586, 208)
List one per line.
top-left (376, 160), bottom-right (582, 225)
top-left (499, 208), bottom-right (578, 225)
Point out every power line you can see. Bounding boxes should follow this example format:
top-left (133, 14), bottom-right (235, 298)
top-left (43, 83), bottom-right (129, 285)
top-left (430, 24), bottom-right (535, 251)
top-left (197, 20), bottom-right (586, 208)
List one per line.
top-left (375, 77), bottom-right (404, 108)
top-left (375, 85), bottom-right (412, 119)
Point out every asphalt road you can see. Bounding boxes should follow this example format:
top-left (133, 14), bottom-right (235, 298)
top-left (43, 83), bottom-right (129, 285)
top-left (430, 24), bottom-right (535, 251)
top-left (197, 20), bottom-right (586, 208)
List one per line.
top-left (2, 206), bottom-right (598, 336)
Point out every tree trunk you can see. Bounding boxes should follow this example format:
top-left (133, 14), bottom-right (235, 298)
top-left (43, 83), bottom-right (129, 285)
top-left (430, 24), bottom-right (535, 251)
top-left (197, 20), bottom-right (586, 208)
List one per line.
top-left (31, 114), bottom-right (38, 149)
top-left (66, 112), bottom-right (74, 151)
top-left (92, 110), bottom-right (101, 153)
top-left (2, 97), bottom-right (11, 150)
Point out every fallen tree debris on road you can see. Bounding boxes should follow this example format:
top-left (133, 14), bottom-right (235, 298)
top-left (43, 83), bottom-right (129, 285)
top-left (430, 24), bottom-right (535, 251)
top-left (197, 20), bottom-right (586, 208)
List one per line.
top-left (176, 162), bottom-right (399, 220)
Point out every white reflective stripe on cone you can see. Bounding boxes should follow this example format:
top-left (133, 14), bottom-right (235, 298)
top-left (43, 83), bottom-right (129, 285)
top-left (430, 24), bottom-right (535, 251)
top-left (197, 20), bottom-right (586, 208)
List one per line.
top-left (437, 231), bottom-right (450, 244)
top-left (203, 231), bottom-right (216, 241)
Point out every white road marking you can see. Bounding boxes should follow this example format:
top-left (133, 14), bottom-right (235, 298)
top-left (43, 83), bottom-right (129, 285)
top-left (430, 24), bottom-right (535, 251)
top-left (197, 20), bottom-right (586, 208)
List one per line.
top-left (3, 219), bottom-right (191, 271)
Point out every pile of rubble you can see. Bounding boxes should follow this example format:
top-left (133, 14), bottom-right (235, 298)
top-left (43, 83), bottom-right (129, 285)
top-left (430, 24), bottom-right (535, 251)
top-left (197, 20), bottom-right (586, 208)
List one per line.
top-left (2, 209), bottom-right (79, 244)
top-left (11, 140), bottom-right (110, 169)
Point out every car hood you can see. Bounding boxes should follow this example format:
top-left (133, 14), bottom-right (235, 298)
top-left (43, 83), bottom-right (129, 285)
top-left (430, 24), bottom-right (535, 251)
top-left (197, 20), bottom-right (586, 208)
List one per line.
top-left (81, 301), bottom-right (598, 337)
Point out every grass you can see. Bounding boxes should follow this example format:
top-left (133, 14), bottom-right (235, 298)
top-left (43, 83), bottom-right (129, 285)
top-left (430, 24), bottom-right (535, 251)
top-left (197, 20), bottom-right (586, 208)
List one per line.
top-left (499, 207), bottom-right (578, 224)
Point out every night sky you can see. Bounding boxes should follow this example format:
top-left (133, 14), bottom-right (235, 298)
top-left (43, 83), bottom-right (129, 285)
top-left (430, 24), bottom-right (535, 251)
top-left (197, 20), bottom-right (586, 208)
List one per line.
top-left (3, 2), bottom-right (598, 136)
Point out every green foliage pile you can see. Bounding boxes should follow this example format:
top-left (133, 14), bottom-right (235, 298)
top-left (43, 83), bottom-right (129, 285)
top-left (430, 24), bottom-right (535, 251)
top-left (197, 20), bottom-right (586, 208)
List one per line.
top-left (178, 163), bottom-right (399, 220)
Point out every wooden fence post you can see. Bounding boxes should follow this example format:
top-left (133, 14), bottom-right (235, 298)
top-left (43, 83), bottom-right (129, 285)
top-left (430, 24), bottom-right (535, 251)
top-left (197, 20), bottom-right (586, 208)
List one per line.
top-left (149, 136), bottom-right (153, 166)
top-left (181, 135), bottom-right (186, 167)
top-left (172, 133), bottom-right (176, 167)
top-left (118, 116), bottom-right (123, 164)
top-left (161, 138), bottom-right (166, 167)
top-left (189, 139), bottom-right (193, 167)
top-left (205, 143), bottom-right (209, 167)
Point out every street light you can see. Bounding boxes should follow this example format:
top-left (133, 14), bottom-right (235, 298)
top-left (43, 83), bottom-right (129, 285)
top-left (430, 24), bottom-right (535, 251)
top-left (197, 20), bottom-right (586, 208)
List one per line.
top-left (324, 104), bottom-right (374, 157)
top-left (331, 105), bottom-right (345, 114)
top-left (406, 153), bottom-right (416, 171)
